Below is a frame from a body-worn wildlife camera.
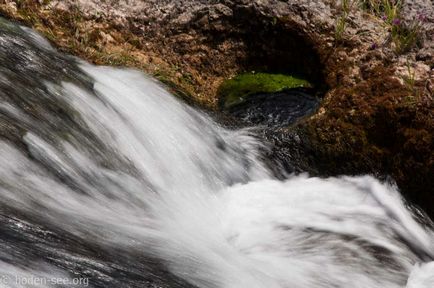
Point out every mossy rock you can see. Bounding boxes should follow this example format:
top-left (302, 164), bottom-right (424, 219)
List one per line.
top-left (218, 72), bottom-right (312, 109)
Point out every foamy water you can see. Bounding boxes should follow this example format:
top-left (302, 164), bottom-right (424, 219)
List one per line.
top-left (0, 18), bottom-right (433, 288)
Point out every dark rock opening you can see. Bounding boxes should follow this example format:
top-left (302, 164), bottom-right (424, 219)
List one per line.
top-left (179, 5), bottom-right (328, 97)
top-left (180, 6), bottom-right (327, 127)
top-left (231, 7), bottom-right (326, 90)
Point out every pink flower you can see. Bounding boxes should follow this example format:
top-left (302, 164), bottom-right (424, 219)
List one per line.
top-left (417, 12), bottom-right (427, 23)
top-left (369, 42), bottom-right (378, 50)
top-left (392, 18), bottom-right (401, 26)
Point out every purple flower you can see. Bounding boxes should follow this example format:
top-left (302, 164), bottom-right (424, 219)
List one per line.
top-left (417, 12), bottom-right (427, 23)
top-left (382, 15), bottom-right (387, 21)
top-left (369, 42), bottom-right (378, 50)
top-left (392, 18), bottom-right (401, 26)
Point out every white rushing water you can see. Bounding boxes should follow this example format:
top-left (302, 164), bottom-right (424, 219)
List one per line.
top-left (0, 23), bottom-right (433, 288)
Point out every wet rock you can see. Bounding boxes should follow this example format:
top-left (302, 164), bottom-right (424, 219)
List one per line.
top-left (227, 88), bottom-right (319, 127)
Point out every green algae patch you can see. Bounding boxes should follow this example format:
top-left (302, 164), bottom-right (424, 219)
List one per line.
top-left (218, 72), bottom-right (312, 109)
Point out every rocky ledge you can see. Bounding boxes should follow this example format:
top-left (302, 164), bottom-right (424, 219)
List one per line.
top-left (0, 0), bottom-right (433, 216)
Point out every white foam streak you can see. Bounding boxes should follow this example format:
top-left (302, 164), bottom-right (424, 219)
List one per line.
top-left (0, 63), bottom-right (433, 288)
top-left (407, 262), bottom-right (434, 288)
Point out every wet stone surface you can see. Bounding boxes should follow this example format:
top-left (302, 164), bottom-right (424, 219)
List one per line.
top-left (227, 88), bottom-right (319, 128)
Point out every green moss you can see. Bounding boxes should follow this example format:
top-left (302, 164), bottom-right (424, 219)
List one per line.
top-left (218, 72), bottom-right (311, 109)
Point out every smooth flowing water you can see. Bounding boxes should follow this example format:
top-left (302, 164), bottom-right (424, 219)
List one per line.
top-left (0, 19), bottom-right (433, 288)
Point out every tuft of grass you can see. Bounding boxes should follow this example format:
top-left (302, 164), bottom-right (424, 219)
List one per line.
top-left (342, 0), bottom-right (354, 12)
top-left (335, 16), bottom-right (348, 42)
top-left (382, 0), bottom-right (401, 24)
top-left (218, 72), bottom-right (311, 109)
top-left (402, 58), bottom-right (416, 92)
top-left (335, 0), bottom-right (357, 42)
top-left (359, 0), bottom-right (400, 22)
top-left (359, 1), bottom-right (423, 54)
top-left (390, 18), bottom-right (422, 54)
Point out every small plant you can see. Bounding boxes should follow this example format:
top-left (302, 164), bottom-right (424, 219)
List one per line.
top-left (359, 0), bottom-right (400, 22)
top-left (382, 0), bottom-right (401, 24)
top-left (335, 16), bottom-right (348, 42)
top-left (360, 1), bottom-right (425, 54)
top-left (390, 20), bottom-right (421, 54)
top-left (390, 11), bottom-right (426, 54)
top-left (335, 0), bottom-right (356, 42)
top-left (342, 0), bottom-right (353, 12)
top-left (402, 58), bottom-right (416, 92)
top-left (359, 0), bottom-right (381, 13)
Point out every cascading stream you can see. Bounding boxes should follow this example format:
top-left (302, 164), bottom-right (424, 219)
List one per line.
top-left (0, 18), bottom-right (433, 288)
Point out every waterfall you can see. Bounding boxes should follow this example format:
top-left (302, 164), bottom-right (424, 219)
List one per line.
top-left (0, 18), bottom-right (433, 288)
